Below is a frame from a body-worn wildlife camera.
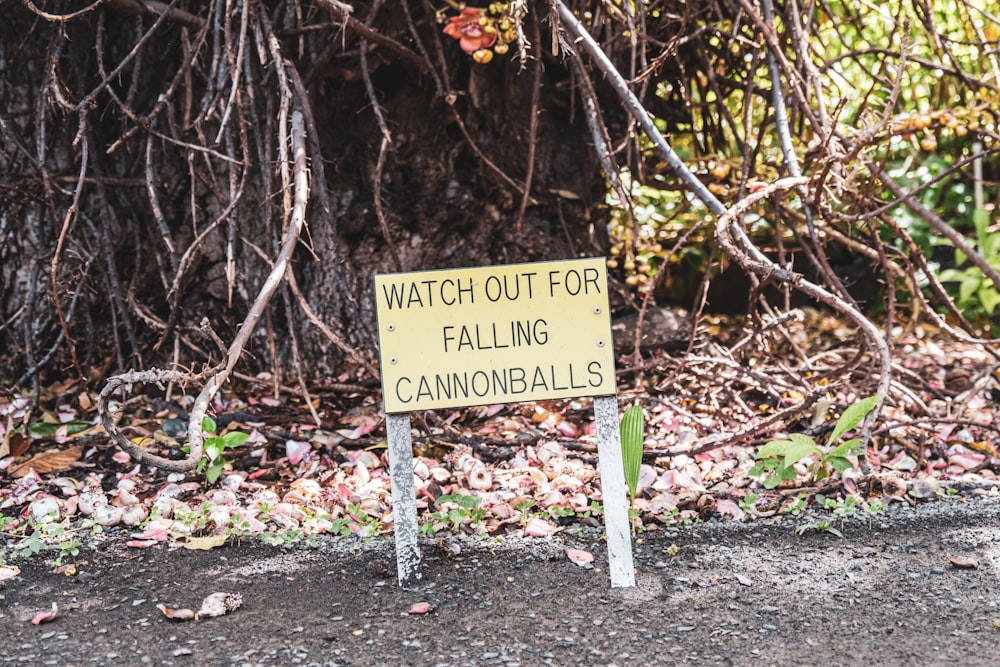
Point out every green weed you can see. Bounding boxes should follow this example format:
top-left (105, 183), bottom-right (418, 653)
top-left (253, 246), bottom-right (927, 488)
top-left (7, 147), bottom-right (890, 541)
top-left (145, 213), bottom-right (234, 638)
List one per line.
top-left (750, 396), bottom-right (880, 488)
top-left (195, 416), bottom-right (250, 485)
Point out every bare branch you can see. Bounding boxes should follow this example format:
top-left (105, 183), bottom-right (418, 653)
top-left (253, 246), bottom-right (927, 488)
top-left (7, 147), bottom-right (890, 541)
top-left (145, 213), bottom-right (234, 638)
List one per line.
top-left (101, 107), bottom-right (311, 471)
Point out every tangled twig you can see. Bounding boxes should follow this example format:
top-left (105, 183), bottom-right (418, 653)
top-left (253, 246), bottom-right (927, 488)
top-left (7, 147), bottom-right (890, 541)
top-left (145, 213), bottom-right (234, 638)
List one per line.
top-left (100, 106), bottom-right (310, 471)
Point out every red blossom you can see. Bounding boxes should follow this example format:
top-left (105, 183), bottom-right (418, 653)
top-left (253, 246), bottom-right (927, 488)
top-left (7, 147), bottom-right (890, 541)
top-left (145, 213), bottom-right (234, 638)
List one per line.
top-left (442, 8), bottom-right (497, 54)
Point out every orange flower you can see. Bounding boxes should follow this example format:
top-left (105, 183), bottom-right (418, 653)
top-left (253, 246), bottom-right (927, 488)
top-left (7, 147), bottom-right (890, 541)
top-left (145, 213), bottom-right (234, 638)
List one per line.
top-left (443, 8), bottom-right (498, 54)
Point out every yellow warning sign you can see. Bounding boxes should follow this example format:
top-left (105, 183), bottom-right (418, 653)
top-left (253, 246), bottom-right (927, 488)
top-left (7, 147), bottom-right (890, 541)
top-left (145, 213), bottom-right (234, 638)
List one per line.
top-left (375, 258), bottom-right (617, 412)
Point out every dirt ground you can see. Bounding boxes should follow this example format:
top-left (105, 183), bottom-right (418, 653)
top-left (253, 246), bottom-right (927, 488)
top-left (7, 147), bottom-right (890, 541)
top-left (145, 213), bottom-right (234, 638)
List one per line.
top-left (2, 494), bottom-right (999, 667)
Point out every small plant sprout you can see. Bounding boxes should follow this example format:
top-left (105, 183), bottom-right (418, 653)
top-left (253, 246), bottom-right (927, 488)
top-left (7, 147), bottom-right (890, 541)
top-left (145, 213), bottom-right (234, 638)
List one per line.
top-left (419, 493), bottom-right (487, 536)
top-left (620, 404), bottom-right (645, 502)
top-left (751, 395), bottom-right (880, 489)
top-left (195, 416), bottom-right (250, 485)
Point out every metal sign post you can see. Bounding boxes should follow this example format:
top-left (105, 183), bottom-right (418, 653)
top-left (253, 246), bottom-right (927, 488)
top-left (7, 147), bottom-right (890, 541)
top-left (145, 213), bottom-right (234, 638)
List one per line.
top-left (385, 413), bottom-right (421, 586)
top-left (593, 395), bottom-right (636, 587)
top-left (376, 258), bottom-right (635, 588)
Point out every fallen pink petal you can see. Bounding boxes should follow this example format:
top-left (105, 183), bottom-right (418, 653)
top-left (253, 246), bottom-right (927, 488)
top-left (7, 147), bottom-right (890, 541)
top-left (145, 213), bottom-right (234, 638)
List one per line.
top-left (523, 517), bottom-right (557, 537)
top-left (715, 498), bottom-right (745, 521)
top-left (565, 548), bottom-right (595, 565)
top-left (125, 539), bottom-right (160, 549)
top-left (407, 601), bottom-right (434, 615)
top-left (285, 439), bottom-right (312, 464)
top-left (31, 603), bottom-right (58, 625)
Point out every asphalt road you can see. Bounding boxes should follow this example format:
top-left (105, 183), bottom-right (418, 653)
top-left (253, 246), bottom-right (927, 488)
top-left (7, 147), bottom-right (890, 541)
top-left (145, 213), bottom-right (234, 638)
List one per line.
top-left (3, 493), bottom-right (999, 666)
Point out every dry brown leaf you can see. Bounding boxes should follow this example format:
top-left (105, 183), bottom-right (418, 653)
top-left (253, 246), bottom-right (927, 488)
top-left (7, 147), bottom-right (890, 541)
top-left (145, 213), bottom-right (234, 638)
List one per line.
top-left (77, 391), bottom-right (95, 411)
top-left (523, 517), bottom-right (557, 537)
top-left (159, 604), bottom-right (196, 621)
top-left (8, 446), bottom-right (82, 478)
top-left (950, 555), bottom-right (979, 569)
top-left (174, 534), bottom-right (228, 550)
top-left (1, 415), bottom-right (29, 459)
top-left (0, 564), bottom-right (20, 583)
top-left (8, 433), bottom-right (29, 457)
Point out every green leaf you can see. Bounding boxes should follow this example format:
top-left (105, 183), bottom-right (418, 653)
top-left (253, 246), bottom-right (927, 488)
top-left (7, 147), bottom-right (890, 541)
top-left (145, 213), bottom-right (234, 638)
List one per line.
top-left (757, 439), bottom-right (795, 459)
top-left (779, 465), bottom-right (799, 480)
top-left (937, 268), bottom-right (967, 283)
top-left (830, 437), bottom-right (864, 458)
top-left (973, 208), bottom-right (989, 251)
top-left (205, 462), bottom-right (224, 485)
top-left (436, 494), bottom-right (482, 510)
top-left (204, 439), bottom-right (225, 462)
top-left (782, 438), bottom-right (821, 468)
top-left (978, 285), bottom-right (1000, 315)
top-left (202, 416), bottom-right (217, 434)
top-left (959, 275), bottom-right (980, 305)
top-left (27, 420), bottom-right (92, 437)
top-left (986, 232), bottom-right (1000, 258)
top-left (826, 396), bottom-right (880, 446)
top-left (828, 456), bottom-right (855, 473)
top-left (27, 421), bottom-right (60, 437)
top-left (620, 405), bottom-right (645, 500)
top-left (222, 431), bottom-right (250, 449)
top-left (763, 475), bottom-right (781, 489)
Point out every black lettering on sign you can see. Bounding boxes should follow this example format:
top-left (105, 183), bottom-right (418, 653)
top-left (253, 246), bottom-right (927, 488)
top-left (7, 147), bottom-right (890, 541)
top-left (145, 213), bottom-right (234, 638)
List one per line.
top-left (483, 272), bottom-right (538, 302)
top-left (408, 282), bottom-right (428, 308)
top-left (416, 376), bottom-right (433, 401)
top-left (531, 366), bottom-right (548, 392)
top-left (441, 319), bottom-right (549, 352)
top-left (510, 367), bottom-right (526, 393)
top-left (395, 377), bottom-right (413, 403)
top-left (568, 363), bottom-right (587, 389)
top-left (587, 361), bottom-right (604, 387)
top-left (440, 278), bottom-right (457, 306)
top-left (546, 267), bottom-right (603, 297)
top-left (380, 278), bottom-right (475, 310)
top-left (394, 361), bottom-right (609, 407)
top-left (435, 374), bottom-right (452, 400)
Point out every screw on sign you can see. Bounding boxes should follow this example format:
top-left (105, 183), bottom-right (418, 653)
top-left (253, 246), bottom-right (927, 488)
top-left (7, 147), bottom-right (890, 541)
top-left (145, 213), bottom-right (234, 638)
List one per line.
top-left (375, 258), bottom-right (635, 588)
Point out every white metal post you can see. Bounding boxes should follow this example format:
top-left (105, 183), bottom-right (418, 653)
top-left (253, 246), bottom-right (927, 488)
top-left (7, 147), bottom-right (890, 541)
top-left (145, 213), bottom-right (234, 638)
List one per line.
top-left (386, 413), bottom-right (421, 586)
top-left (593, 395), bottom-right (636, 588)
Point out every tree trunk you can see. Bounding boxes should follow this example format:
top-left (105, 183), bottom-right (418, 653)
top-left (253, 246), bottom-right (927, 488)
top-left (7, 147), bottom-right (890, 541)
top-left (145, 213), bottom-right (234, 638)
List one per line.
top-left (0, 1), bottom-right (608, 386)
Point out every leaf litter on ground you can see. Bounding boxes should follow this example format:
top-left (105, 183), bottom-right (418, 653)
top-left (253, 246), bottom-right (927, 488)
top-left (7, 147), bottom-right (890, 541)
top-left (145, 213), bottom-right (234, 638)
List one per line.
top-left (0, 315), bottom-right (998, 563)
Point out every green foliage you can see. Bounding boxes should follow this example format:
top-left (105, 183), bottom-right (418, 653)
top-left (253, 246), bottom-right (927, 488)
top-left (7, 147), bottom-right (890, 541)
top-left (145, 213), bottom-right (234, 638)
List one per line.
top-left (750, 396), bottom-right (879, 489)
top-left (795, 495), bottom-right (887, 537)
top-left (172, 502), bottom-right (214, 534)
top-left (0, 514), bottom-right (84, 566)
top-left (601, 0), bottom-right (999, 327)
top-left (783, 495), bottom-right (809, 516)
top-left (27, 419), bottom-right (91, 437)
top-left (417, 497), bottom-right (608, 537)
top-left (419, 493), bottom-right (487, 536)
top-left (938, 209), bottom-right (1000, 317)
top-left (620, 405), bottom-right (645, 501)
top-left (193, 416), bottom-right (250, 485)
